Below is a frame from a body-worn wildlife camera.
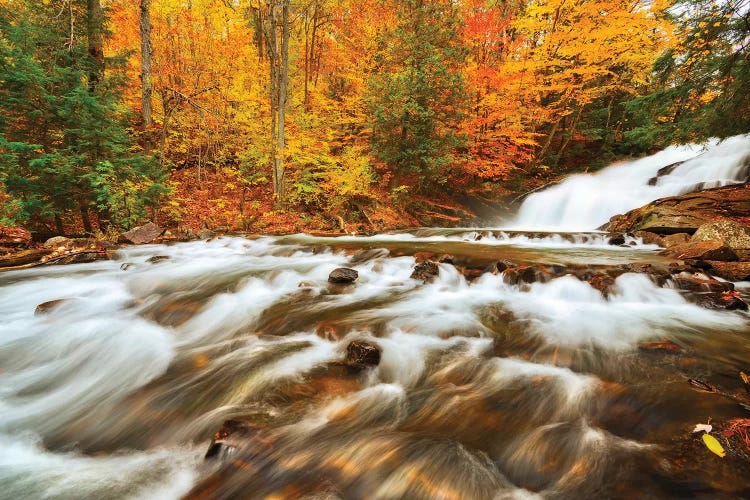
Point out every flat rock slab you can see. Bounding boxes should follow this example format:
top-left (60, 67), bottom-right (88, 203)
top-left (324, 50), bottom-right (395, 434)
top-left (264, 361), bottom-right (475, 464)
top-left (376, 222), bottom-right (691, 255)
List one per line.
top-left (120, 222), bottom-right (163, 244)
top-left (661, 240), bottom-right (738, 261)
top-left (607, 183), bottom-right (750, 235)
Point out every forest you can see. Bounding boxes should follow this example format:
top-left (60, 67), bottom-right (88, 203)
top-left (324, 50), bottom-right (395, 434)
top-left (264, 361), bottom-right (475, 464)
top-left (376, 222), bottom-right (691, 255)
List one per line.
top-left (0, 0), bottom-right (748, 236)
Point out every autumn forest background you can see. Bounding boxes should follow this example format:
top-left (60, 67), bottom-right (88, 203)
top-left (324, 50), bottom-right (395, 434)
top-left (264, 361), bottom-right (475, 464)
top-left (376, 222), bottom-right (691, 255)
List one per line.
top-left (0, 0), bottom-right (748, 237)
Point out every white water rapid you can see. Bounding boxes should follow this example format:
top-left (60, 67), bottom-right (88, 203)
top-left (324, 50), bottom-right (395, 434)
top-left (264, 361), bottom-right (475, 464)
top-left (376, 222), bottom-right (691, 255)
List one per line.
top-left (1, 231), bottom-right (749, 499)
top-left (513, 134), bottom-right (750, 231)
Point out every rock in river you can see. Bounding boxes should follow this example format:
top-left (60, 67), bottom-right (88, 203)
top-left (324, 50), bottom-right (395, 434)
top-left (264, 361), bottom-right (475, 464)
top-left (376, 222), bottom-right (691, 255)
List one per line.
top-left (410, 261), bottom-right (439, 282)
top-left (328, 267), bottom-right (358, 284)
top-left (345, 340), bottom-right (381, 369)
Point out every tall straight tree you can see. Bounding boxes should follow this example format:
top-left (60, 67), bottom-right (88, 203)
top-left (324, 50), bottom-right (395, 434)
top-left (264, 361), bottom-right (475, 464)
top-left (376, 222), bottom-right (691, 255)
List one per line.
top-left (140, 0), bottom-right (153, 127)
top-left (263, 0), bottom-right (291, 206)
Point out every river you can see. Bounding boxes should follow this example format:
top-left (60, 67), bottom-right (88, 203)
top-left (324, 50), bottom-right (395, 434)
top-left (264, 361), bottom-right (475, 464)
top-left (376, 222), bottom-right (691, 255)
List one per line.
top-left (1, 137), bottom-right (750, 499)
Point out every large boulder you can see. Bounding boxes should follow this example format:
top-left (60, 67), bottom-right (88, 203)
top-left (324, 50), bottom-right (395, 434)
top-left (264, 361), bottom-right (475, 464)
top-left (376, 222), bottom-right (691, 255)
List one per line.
top-left (691, 219), bottom-right (750, 258)
top-left (660, 240), bottom-right (738, 261)
top-left (119, 222), bottom-right (163, 244)
top-left (706, 261), bottom-right (750, 281)
top-left (606, 183), bottom-right (750, 235)
top-left (328, 267), bottom-right (358, 284)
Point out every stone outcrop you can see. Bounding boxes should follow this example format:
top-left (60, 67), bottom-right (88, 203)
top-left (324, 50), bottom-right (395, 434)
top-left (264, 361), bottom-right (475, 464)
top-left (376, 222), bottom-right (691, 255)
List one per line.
top-left (660, 240), bottom-right (738, 261)
top-left (606, 183), bottom-right (750, 235)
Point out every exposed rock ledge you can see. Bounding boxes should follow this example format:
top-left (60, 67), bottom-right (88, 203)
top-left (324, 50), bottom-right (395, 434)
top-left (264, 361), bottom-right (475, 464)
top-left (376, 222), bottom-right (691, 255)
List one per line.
top-left (606, 183), bottom-right (750, 235)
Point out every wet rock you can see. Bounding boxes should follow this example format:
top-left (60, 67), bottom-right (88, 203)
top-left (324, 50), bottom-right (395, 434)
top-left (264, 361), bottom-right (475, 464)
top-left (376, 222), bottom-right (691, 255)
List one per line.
top-left (589, 272), bottom-right (616, 296)
top-left (672, 274), bottom-right (734, 293)
top-left (119, 222), bottom-right (163, 244)
top-left (683, 259), bottom-right (712, 270)
top-left (120, 262), bottom-right (134, 271)
top-left (662, 233), bottom-right (691, 248)
top-left (634, 230), bottom-right (664, 246)
top-left (606, 183), bottom-right (750, 235)
top-left (691, 219), bottom-right (750, 253)
top-left (495, 259), bottom-right (517, 273)
top-left (204, 419), bottom-right (267, 460)
top-left (146, 255), bottom-right (170, 264)
top-left (607, 233), bottom-right (626, 246)
top-left (410, 261), bottom-right (439, 282)
top-left (438, 254), bottom-right (455, 264)
top-left (502, 265), bottom-right (538, 285)
top-left (328, 267), bottom-right (358, 284)
top-left (198, 228), bottom-right (216, 240)
top-left (345, 340), bottom-right (381, 369)
top-left (697, 292), bottom-right (749, 311)
top-left (53, 251), bottom-right (109, 265)
top-left (706, 261), bottom-right (750, 281)
top-left (34, 298), bottom-right (74, 315)
top-left (661, 240), bottom-right (738, 262)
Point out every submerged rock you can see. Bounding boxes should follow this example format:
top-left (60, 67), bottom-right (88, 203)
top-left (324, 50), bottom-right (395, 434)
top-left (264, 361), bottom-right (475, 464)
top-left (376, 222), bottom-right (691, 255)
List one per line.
top-left (589, 272), bottom-right (616, 296)
top-left (345, 340), bottom-right (381, 369)
top-left (502, 265), bottom-right (538, 285)
top-left (34, 298), bottom-right (74, 315)
top-left (146, 255), bottom-right (170, 264)
top-left (410, 261), bottom-right (439, 282)
top-left (328, 267), bottom-right (358, 284)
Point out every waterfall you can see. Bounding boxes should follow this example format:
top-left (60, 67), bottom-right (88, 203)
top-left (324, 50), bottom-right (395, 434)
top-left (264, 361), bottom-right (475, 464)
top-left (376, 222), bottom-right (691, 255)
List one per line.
top-left (512, 134), bottom-right (750, 231)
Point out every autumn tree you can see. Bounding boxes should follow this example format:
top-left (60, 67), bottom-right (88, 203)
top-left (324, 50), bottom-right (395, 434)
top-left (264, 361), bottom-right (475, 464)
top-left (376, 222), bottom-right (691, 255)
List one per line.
top-left (513, 0), bottom-right (673, 170)
top-left (0, 1), bottom-right (165, 233)
top-left (367, 0), bottom-right (469, 191)
top-left (625, 0), bottom-right (750, 146)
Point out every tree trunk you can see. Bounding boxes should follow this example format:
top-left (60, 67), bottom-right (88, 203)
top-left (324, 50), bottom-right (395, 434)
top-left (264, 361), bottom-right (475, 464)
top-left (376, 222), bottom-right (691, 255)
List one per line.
top-left (87, 0), bottom-right (104, 90)
top-left (140, 0), bottom-right (153, 127)
top-left (264, 0), bottom-right (290, 206)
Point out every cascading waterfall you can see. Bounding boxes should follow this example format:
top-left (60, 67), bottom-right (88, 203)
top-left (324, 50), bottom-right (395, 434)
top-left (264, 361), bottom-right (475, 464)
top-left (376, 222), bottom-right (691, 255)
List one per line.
top-left (512, 134), bottom-right (750, 231)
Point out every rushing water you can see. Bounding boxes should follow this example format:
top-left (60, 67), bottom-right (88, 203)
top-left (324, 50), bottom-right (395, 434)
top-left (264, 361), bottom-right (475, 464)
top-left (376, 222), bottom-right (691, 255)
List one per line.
top-left (513, 134), bottom-right (750, 231)
top-left (1, 230), bottom-right (749, 499)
